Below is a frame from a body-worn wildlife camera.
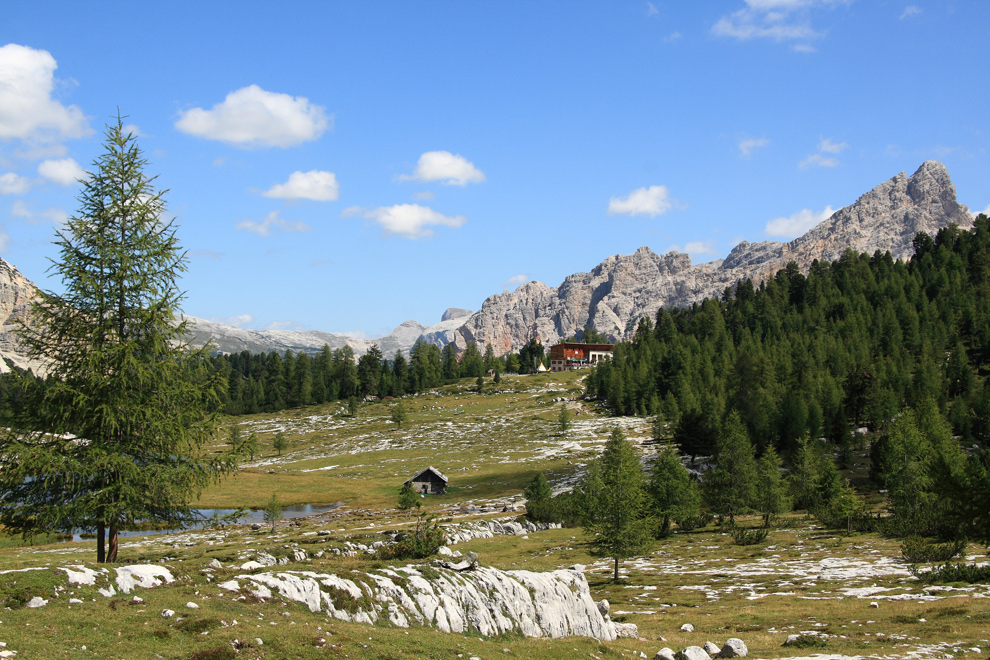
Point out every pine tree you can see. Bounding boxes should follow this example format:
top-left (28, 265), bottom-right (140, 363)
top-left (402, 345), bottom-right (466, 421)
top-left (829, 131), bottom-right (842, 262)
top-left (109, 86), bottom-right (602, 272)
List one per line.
top-left (581, 427), bottom-right (653, 580)
top-left (755, 445), bottom-right (790, 525)
top-left (397, 482), bottom-right (421, 512)
top-left (648, 445), bottom-right (699, 537)
top-left (0, 117), bottom-right (233, 562)
top-left (704, 412), bottom-right (758, 523)
top-left (524, 472), bottom-right (554, 522)
top-left (273, 431), bottom-right (289, 456)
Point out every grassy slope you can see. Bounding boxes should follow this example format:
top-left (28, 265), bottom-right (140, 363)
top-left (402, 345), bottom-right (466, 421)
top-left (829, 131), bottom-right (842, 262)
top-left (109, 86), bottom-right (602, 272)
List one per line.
top-left (1, 370), bottom-right (988, 660)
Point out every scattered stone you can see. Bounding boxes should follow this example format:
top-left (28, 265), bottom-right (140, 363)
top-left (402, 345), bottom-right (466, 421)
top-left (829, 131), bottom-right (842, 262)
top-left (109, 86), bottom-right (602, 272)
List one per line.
top-left (254, 638), bottom-right (263, 646)
top-left (115, 565), bottom-right (174, 594)
top-left (186, 602), bottom-right (199, 609)
top-left (680, 623), bottom-right (695, 633)
top-left (161, 609), bottom-right (175, 618)
top-left (251, 523), bottom-right (262, 531)
top-left (69, 598), bottom-right (83, 604)
top-left (240, 561), bottom-right (265, 571)
top-left (596, 599), bottom-right (610, 617)
top-left (675, 646), bottom-right (711, 660)
top-left (655, 648), bottom-right (676, 660)
top-left (208, 558), bottom-right (222, 569)
top-left (131, 596), bottom-right (144, 604)
top-left (614, 622), bottom-right (639, 638)
top-left (703, 641), bottom-right (720, 655)
top-left (292, 548), bottom-right (307, 562)
top-left (784, 634), bottom-right (801, 646)
top-left (26, 596), bottom-right (47, 608)
top-left (869, 601), bottom-right (879, 608)
top-left (317, 530), bottom-right (331, 536)
top-left (720, 638), bottom-right (748, 658)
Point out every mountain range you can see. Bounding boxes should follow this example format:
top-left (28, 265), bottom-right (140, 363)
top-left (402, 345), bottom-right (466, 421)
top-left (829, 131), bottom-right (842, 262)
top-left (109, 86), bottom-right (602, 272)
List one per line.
top-left (0, 161), bottom-right (975, 371)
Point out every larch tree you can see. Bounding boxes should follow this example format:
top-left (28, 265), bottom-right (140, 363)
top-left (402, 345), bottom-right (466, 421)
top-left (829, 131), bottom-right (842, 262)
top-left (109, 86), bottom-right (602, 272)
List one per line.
top-left (581, 427), bottom-right (653, 580)
top-left (0, 117), bottom-right (234, 562)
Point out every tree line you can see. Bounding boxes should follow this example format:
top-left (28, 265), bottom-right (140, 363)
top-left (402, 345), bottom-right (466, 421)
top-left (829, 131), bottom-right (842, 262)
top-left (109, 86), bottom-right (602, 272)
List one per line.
top-left (211, 337), bottom-right (550, 416)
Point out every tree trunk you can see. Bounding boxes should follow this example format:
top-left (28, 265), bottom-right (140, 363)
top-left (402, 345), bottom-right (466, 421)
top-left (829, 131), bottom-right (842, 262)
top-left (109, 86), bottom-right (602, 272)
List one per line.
top-left (614, 556), bottom-right (619, 581)
top-left (107, 523), bottom-right (119, 563)
top-left (97, 521), bottom-right (106, 563)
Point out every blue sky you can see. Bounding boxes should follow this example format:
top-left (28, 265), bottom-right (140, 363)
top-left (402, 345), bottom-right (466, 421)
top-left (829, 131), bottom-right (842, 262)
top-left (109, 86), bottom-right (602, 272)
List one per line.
top-left (2, 1), bottom-right (988, 338)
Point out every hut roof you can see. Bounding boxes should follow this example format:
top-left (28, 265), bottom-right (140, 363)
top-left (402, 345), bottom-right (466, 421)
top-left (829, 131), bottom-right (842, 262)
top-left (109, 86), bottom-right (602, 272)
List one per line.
top-left (405, 465), bottom-right (448, 484)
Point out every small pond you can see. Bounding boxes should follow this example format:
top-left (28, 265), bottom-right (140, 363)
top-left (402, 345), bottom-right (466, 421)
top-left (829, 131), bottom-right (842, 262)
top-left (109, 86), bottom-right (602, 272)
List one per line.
top-left (69, 503), bottom-right (342, 542)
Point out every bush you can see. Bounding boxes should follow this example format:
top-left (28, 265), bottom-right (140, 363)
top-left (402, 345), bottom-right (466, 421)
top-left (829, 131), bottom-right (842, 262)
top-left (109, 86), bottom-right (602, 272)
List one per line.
top-left (378, 515), bottom-right (445, 560)
top-left (677, 511), bottom-right (713, 531)
top-left (785, 634), bottom-right (828, 649)
top-left (915, 563), bottom-right (990, 585)
top-left (900, 536), bottom-right (967, 564)
top-left (730, 525), bottom-right (769, 546)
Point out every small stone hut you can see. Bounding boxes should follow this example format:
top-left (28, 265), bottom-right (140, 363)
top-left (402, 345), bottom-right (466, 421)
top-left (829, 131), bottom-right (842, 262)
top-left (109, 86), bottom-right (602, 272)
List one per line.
top-left (405, 466), bottom-right (448, 495)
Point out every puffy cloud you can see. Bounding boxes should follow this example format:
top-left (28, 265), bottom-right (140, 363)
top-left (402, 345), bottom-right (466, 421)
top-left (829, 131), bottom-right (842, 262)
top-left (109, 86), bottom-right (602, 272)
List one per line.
top-left (607, 185), bottom-right (675, 218)
top-left (0, 172), bottom-right (31, 195)
top-left (765, 205), bottom-right (835, 237)
top-left (263, 170), bottom-right (339, 201)
top-left (349, 203), bottom-right (467, 239)
top-left (211, 313), bottom-right (255, 328)
top-left (818, 137), bottom-right (847, 154)
top-left (900, 5), bottom-right (922, 19)
top-left (236, 210), bottom-right (313, 236)
top-left (0, 44), bottom-right (90, 143)
top-left (972, 204), bottom-right (990, 219)
top-left (739, 136), bottom-right (769, 157)
top-left (501, 274), bottom-right (530, 289)
top-left (711, 0), bottom-right (846, 45)
top-left (398, 151), bottom-right (485, 186)
top-left (175, 84), bottom-right (330, 148)
top-left (38, 157), bottom-right (85, 185)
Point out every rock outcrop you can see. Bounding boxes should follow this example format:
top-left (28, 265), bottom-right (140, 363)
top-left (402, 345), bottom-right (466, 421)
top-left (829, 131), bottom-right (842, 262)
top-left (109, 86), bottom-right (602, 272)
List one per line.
top-left (0, 257), bottom-right (43, 374)
top-left (219, 563), bottom-right (623, 640)
top-left (455, 161), bottom-right (975, 353)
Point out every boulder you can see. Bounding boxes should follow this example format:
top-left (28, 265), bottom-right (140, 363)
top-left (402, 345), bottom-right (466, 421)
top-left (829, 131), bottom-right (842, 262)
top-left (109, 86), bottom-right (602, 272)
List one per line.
top-left (680, 623), bottom-right (695, 632)
top-left (26, 596), bottom-right (47, 608)
top-left (675, 646), bottom-right (711, 660)
top-left (720, 638), bottom-right (748, 658)
top-left (596, 599), bottom-right (610, 617)
top-left (703, 642), bottom-right (720, 655)
top-left (614, 622), bottom-right (639, 638)
top-left (161, 609), bottom-right (175, 618)
top-left (784, 634), bottom-right (801, 646)
top-left (655, 648), bottom-right (676, 660)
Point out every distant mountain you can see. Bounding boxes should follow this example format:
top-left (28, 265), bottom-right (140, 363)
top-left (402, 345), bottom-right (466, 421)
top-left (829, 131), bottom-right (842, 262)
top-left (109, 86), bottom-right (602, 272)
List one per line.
top-left (453, 161), bottom-right (975, 354)
top-left (0, 161), bottom-right (976, 366)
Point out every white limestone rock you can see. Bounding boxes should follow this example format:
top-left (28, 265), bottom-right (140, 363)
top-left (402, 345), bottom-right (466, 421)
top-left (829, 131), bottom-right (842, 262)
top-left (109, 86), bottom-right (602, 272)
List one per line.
top-left (26, 596), bottom-right (47, 608)
top-left (703, 642), bottom-right (720, 655)
top-left (680, 623), bottom-right (695, 632)
top-left (614, 622), bottom-right (639, 638)
top-left (115, 565), bottom-right (174, 594)
top-left (655, 649), bottom-right (676, 660)
top-left (676, 646), bottom-right (711, 660)
top-left (720, 638), bottom-right (748, 658)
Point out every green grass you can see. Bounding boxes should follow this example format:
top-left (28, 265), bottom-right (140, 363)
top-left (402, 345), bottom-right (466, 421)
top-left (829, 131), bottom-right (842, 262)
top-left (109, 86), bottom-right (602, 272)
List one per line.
top-left (0, 370), bottom-right (987, 659)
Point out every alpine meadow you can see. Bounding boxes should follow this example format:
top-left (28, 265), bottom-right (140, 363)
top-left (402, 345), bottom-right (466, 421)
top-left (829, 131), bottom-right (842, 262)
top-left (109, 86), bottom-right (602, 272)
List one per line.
top-left (1, 3), bottom-right (990, 659)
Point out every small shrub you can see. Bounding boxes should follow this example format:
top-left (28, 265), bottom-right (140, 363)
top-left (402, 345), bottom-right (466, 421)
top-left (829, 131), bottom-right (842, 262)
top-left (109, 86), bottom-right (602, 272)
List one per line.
top-left (730, 526), bottom-right (769, 546)
top-left (900, 536), bottom-right (967, 564)
top-left (325, 585), bottom-right (372, 614)
top-left (677, 512), bottom-right (713, 531)
top-left (176, 618), bottom-right (222, 634)
top-left (786, 634), bottom-right (828, 649)
top-left (915, 563), bottom-right (990, 585)
top-left (378, 515), bottom-right (445, 560)
top-left (418, 565), bottom-right (441, 581)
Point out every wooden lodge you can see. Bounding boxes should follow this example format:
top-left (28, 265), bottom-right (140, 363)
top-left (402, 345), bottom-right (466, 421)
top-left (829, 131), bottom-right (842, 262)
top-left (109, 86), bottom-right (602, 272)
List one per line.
top-left (548, 342), bottom-right (614, 372)
top-left (405, 466), bottom-right (448, 495)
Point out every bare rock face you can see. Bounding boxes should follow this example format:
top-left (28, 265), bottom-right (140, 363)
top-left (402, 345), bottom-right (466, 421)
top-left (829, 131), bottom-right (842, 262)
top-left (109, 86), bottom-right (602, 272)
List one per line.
top-left (0, 257), bottom-right (44, 374)
top-left (219, 563), bottom-right (620, 640)
top-left (456, 161), bottom-right (974, 354)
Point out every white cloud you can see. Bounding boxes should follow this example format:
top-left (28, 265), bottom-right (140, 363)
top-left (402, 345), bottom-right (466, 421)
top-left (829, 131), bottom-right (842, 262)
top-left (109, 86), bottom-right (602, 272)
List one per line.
top-left (0, 44), bottom-right (91, 143)
top-left (972, 204), bottom-right (990, 219)
top-left (664, 32), bottom-right (683, 43)
top-left (175, 84), bottom-right (330, 148)
top-left (263, 170), bottom-right (339, 201)
top-left (818, 137), bottom-right (847, 154)
top-left (38, 157), bottom-right (85, 185)
top-left (646, 2), bottom-right (659, 16)
top-left (791, 43), bottom-right (816, 53)
top-left (0, 172), bottom-right (31, 195)
top-left (0, 224), bottom-right (9, 252)
top-left (11, 199), bottom-right (68, 225)
top-left (236, 210), bottom-right (313, 236)
top-left (211, 313), bottom-right (255, 328)
top-left (398, 151), bottom-right (485, 186)
top-left (501, 274), bottom-right (530, 289)
top-left (122, 123), bottom-right (143, 137)
top-left (739, 137), bottom-right (769, 157)
top-left (684, 241), bottom-right (715, 255)
top-left (350, 203), bottom-right (467, 239)
top-left (800, 137), bottom-right (848, 168)
top-left (711, 0), bottom-right (846, 45)
top-left (412, 190), bottom-right (435, 201)
top-left (765, 205), bottom-right (835, 237)
top-left (900, 5), bottom-right (922, 19)
top-left (607, 185), bottom-right (676, 218)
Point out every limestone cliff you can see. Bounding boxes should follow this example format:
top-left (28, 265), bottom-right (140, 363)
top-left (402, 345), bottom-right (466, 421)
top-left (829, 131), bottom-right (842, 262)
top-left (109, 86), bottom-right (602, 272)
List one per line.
top-left (455, 161), bottom-right (975, 353)
top-left (0, 257), bottom-right (44, 374)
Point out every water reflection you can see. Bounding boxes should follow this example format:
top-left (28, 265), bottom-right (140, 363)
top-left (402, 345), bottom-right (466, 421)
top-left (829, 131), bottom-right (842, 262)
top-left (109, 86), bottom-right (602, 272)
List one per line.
top-left (70, 503), bottom-right (341, 542)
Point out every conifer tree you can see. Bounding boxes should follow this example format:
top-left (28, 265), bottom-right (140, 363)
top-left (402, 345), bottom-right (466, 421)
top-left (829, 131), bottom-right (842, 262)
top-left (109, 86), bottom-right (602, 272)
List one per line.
top-left (755, 445), bottom-right (790, 526)
top-left (648, 445), bottom-right (699, 537)
top-left (581, 427), bottom-right (653, 580)
top-left (0, 117), bottom-right (233, 562)
top-left (703, 412), bottom-right (758, 524)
